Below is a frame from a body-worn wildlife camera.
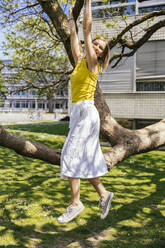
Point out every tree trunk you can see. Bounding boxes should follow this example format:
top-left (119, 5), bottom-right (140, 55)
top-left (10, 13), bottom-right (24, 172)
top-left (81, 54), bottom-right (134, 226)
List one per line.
top-left (48, 98), bottom-right (54, 113)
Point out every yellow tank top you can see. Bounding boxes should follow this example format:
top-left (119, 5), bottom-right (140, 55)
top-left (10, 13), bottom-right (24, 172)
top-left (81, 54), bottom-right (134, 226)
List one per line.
top-left (70, 58), bottom-right (100, 103)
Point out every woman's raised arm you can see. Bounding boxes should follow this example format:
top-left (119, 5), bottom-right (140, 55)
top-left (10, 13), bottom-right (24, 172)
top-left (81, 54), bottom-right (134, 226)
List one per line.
top-left (83, 0), bottom-right (97, 72)
top-left (69, 7), bottom-right (82, 64)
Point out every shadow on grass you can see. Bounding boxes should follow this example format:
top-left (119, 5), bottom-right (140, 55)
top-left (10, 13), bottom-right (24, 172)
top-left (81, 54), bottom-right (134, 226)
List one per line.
top-left (0, 147), bottom-right (165, 247)
top-left (4, 122), bottom-right (69, 136)
top-left (0, 145), bottom-right (68, 248)
top-left (7, 130), bottom-right (65, 150)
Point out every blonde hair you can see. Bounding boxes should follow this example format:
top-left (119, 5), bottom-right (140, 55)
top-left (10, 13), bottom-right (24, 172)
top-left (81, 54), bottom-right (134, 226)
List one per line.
top-left (92, 36), bottom-right (110, 72)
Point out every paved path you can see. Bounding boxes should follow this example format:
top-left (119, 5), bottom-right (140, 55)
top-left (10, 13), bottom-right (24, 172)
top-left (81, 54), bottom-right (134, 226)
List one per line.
top-left (0, 111), bottom-right (66, 124)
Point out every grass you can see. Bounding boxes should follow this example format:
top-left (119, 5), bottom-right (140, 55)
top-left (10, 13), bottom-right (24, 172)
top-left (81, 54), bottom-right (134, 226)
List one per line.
top-left (0, 122), bottom-right (164, 247)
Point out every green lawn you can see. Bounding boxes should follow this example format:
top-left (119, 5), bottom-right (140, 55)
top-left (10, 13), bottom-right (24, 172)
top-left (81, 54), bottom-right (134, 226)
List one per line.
top-left (0, 122), bottom-right (164, 248)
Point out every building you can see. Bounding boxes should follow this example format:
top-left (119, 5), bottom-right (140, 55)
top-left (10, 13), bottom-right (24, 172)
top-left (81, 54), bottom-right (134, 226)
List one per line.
top-left (0, 60), bottom-right (68, 114)
top-left (78, 0), bottom-right (165, 128)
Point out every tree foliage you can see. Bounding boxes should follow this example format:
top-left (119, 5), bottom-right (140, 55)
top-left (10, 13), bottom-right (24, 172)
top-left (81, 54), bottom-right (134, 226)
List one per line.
top-left (0, 0), bottom-right (70, 104)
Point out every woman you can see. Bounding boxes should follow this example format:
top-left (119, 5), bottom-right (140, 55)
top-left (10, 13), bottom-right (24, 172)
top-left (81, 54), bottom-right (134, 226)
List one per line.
top-left (58, 0), bottom-right (113, 223)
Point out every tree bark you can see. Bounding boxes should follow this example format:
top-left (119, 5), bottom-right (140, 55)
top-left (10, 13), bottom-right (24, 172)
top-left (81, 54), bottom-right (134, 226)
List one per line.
top-left (48, 98), bottom-right (54, 113)
top-left (0, 125), bottom-right (61, 165)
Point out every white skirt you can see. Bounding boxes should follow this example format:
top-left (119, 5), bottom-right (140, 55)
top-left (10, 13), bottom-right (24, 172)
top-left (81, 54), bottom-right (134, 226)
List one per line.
top-left (60, 100), bottom-right (108, 179)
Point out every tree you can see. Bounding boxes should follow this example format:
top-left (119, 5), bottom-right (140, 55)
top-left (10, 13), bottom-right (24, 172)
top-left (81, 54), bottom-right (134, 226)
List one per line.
top-left (0, 11), bottom-right (70, 113)
top-left (0, 0), bottom-right (165, 170)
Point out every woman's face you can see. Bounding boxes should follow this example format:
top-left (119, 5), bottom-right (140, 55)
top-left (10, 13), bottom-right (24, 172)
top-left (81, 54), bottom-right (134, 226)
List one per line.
top-left (92, 38), bottom-right (106, 58)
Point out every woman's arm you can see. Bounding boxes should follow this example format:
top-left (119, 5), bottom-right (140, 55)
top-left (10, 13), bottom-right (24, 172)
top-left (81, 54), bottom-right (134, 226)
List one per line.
top-left (83, 0), bottom-right (98, 73)
top-left (69, 7), bottom-right (82, 64)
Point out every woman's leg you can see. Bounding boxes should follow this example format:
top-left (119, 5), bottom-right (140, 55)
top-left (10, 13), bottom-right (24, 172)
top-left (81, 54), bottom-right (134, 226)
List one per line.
top-left (88, 177), bottom-right (114, 219)
top-left (68, 177), bottom-right (81, 206)
top-left (58, 177), bottom-right (84, 223)
top-left (88, 177), bottom-right (109, 200)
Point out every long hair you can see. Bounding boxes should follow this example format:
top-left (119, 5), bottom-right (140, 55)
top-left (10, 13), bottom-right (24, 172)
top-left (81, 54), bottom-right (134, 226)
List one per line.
top-left (92, 36), bottom-right (110, 72)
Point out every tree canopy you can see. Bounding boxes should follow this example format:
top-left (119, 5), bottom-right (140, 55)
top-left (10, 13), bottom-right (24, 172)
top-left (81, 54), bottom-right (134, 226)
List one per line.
top-left (0, 2), bottom-right (70, 108)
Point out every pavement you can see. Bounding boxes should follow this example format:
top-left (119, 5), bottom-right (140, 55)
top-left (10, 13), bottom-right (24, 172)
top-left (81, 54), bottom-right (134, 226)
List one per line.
top-left (0, 111), bottom-right (67, 124)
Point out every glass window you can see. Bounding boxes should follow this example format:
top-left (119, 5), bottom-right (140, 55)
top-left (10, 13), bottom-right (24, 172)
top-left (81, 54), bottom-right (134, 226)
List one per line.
top-left (32, 90), bottom-right (36, 96)
top-left (92, 9), bottom-right (104, 18)
top-left (15, 102), bottom-right (20, 108)
top-left (15, 92), bottom-right (21, 96)
top-left (22, 101), bottom-right (28, 108)
top-left (93, 0), bottom-right (135, 6)
top-left (136, 81), bottom-right (165, 91)
top-left (30, 101), bottom-right (35, 108)
top-left (92, 2), bottom-right (97, 7)
top-left (112, 5), bottom-right (135, 16)
top-left (21, 90), bottom-right (28, 96)
top-left (111, 0), bottom-right (135, 3)
top-left (92, 5), bottom-right (135, 18)
top-left (139, 5), bottom-right (165, 14)
top-left (38, 102), bottom-right (43, 109)
top-left (55, 103), bottom-right (60, 109)
top-left (29, 89), bottom-right (36, 95)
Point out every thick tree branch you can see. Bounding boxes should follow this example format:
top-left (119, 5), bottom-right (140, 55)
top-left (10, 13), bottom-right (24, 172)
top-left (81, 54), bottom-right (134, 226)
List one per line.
top-left (37, 0), bottom-right (73, 64)
top-left (109, 10), bottom-right (165, 49)
top-left (104, 119), bottom-right (165, 169)
top-left (0, 126), bottom-right (61, 165)
top-left (110, 18), bottom-right (165, 67)
top-left (1, 118), bottom-right (165, 170)
top-left (122, 19), bottom-right (165, 50)
top-left (37, 0), bottom-right (84, 67)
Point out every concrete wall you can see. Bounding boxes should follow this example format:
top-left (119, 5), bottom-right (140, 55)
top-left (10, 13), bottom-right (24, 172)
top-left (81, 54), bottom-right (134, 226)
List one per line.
top-left (104, 93), bottom-right (165, 119)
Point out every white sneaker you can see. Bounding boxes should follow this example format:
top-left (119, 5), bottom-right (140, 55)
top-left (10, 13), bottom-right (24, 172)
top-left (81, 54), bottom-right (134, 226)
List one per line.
top-left (57, 201), bottom-right (85, 223)
top-left (100, 191), bottom-right (114, 219)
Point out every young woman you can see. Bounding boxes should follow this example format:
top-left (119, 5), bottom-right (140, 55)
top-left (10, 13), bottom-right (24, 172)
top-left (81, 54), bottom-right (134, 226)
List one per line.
top-left (58, 0), bottom-right (113, 223)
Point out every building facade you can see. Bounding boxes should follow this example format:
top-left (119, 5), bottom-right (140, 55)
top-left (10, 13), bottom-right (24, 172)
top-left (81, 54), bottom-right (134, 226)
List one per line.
top-left (0, 60), bottom-right (68, 113)
top-left (4, 86), bottom-right (68, 113)
top-left (78, 0), bottom-right (165, 127)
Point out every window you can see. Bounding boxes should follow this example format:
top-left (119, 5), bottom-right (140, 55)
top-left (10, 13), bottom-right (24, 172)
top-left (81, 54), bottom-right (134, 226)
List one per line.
top-left (15, 101), bottom-right (20, 108)
top-left (94, 0), bottom-right (135, 5)
top-left (29, 89), bottom-right (36, 96)
top-left (139, 5), bottom-right (165, 14)
top-left (38, 102), bottom-right (44, 109)
top-left (15, 92), bottom-right (21, 96)
top-left (30, 101), bottom-right (35, 108)
top-left (92, 2), bottom-right (135, 18)
top-left (55, 103), bottom-right (60, 109)
top-left (92, 9), bottom-right (104, 18)
top-left (136, 81), bottom-right (165, 91)
top-left (21, 90), bottom-right (28, 96)
top-left (136, 40), bottom-right (165, 84)
top-left (22, 101), bottom-right (28, 108)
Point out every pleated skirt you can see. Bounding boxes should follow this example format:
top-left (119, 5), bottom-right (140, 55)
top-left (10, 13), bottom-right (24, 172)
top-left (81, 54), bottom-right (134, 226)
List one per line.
top-left (60, 100), bottom-right (108, 179)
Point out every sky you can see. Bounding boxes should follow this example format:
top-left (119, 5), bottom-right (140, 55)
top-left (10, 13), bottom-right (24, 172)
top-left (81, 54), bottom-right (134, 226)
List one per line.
top-left (0, 32), bottom-right (5, 59)
top-left (0, 29), bottom-right (9, 60)
top-left (0, 3), bottom-right (69, 61)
